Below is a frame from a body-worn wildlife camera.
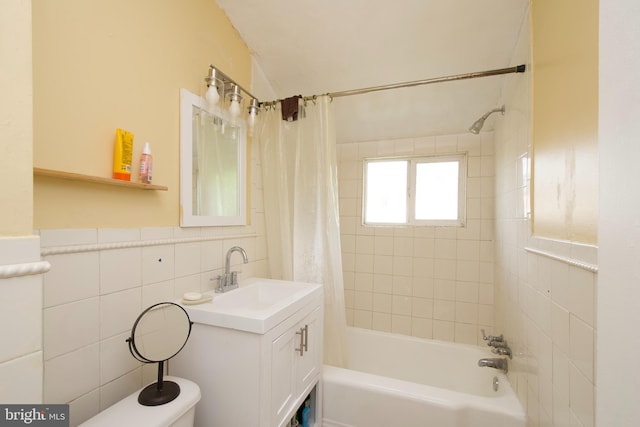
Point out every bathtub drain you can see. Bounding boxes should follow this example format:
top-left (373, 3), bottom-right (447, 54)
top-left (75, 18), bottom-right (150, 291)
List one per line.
top-left (493, 376), bottom-right (499, 392)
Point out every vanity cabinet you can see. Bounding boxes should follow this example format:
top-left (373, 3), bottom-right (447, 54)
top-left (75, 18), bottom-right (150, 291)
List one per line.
top-left (171, 282), bottom-right (323, 427)
top-left (270, 306), bottom-right (321, 427)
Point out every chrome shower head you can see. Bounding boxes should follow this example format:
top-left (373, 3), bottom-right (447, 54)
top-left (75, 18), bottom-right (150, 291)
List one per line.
top-left (469, 105), bottom-right (506, 134)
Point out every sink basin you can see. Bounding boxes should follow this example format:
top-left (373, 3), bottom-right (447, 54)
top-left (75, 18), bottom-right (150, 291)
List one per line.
top-left (179, 277), bottom-right (323, 334)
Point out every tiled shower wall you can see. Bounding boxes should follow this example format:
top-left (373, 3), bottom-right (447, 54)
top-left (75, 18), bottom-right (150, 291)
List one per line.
top-left (493, 12), bottom-right (597, 427)
top-left (337, 133), bottom-right (496, 345)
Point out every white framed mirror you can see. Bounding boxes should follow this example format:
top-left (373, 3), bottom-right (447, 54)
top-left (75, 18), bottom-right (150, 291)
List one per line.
top-left (180, 88), bottom-right (247, 226)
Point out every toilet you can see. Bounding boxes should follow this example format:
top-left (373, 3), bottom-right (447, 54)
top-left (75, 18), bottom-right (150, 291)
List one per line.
top-left (79, 376), bottom-right (201, 427)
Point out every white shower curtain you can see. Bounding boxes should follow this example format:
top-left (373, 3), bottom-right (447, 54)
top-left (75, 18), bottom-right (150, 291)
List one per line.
top-left (259, 96), bottom-right (347, 367)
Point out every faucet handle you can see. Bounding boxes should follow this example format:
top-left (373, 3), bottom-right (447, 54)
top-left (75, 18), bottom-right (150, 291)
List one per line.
top-left (481, 329), bottom-right (504, 344)
top-left (491, 347), bottom-right (512, 359)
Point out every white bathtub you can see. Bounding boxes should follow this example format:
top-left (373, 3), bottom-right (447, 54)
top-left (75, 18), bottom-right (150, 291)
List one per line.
top-left (323, 327), bottom-right (525, 427)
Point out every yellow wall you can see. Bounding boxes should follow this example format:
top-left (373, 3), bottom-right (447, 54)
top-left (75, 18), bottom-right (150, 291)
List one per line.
top-left (32, 0), bottom-right (251, 229)
top-left (531, 0), bottom-right (599, 243)
top-left (1, 0), bottom-right (33, 236)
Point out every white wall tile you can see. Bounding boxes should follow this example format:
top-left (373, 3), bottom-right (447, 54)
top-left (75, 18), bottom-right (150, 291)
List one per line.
top-left (372, 293), bottom-right (392, 313)
top-left (0, 235), bottom-right (40, 265)
top-left (354, 272), bottom-right (373, 292)
top-left (373, 255), bottom-right (393, 275)
top-left (100, 332), bottom-right (141, 385)
top-left (354, 291), bottom-right (373, 310)
top-left (372, 313), bottom-right (392, 332)
top-left (44, 298), bottom-right (99, 360)
top-left (69, 388), bottom-right (100, 426)
top-left (0, 352), bottom-right (43, 403)
top-left (44, 344), bottom-right (100, 403)
top-left (44, 252), bottom-right (99, 307)
top-left (0, 275), bottom-right (42, 361)
top-left (454, 322), bottom-right (477, 345)
top-left (353, 310), bottom-right (372, 329)
top-left (570, 364), bottom-right (595, 427)
top-left (391, 314), bottom-right (411, 335)
top-left (174, 242), bottom-right (202, 279)
top-left (99, 368), bottom-right (142, 411)
top-left (433, 320), bottom-right (454, 341)
top-left (100, 248), bottom-right (142, 294)
top-left (569, 315), bottom-right (594, 383)
top-left (411, 318), bottom-right (433, 339)
top-left (98, 228), bottom-right (140, 243)
top-left (142, 245), bottom-right (175, 285)
top-left (567, 267), bottom-right (595, 327)
top-left (142, 280), bottom-right (175, 307)
top-left (100, 288), bottom-right (142, 339)
top-left (455, 302), bottom-right (478, 324)
top-left (40, 229), bottom-right (97, 248)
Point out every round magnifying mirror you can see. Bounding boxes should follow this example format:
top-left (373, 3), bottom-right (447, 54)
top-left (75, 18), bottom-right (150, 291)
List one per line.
top-left (127, 302), bottom-right (192, 406)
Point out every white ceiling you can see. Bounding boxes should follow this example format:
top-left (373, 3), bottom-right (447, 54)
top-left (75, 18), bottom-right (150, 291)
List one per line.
top-left (216, 0), bottom-right (529, 143)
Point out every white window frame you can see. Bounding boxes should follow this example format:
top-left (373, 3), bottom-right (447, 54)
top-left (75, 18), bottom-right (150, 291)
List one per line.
top-left (363, 154), bottom-right (467, 227)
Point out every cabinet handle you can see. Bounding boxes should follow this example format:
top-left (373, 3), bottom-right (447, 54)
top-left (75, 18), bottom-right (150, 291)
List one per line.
top-left (295, 328), bottom-right (304, 356)
top-left (302, 324), bottom-right (308, 353)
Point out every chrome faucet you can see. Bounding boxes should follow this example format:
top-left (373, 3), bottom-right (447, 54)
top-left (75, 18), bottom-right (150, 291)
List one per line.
top-left (481, 328), bottom-right (504, 345)
top-left (215, 246), bottom-right (249, 293)
top-left (478, 358), bottom-right (508, 374)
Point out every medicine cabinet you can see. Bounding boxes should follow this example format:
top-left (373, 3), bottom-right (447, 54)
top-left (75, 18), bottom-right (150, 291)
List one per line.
top-left (179, 88), bottom-right (247, 226)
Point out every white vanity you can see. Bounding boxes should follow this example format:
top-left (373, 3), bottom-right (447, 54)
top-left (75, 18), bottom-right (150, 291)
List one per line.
top-left (171, 278), bottom-right (323, 427)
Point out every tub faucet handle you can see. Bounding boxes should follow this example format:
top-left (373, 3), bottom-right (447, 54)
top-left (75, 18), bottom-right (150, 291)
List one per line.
top-left (481, 329), bottom-right (504, 344)
top-left (491, 346), bottom-right (512, 359)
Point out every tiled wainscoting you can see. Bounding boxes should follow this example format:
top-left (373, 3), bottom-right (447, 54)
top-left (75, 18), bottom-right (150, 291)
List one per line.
top-left (39, 226), bottom-right (267, 426)
top-left (0, 236), bottom-right (45, 404)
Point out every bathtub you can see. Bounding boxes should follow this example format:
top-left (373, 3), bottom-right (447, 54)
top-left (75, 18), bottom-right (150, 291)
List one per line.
top-left (322, 327), bottom-right (525, 427)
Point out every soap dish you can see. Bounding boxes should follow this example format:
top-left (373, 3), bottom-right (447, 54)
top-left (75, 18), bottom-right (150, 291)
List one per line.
top-left (181, 292), bottom-right (213, 305)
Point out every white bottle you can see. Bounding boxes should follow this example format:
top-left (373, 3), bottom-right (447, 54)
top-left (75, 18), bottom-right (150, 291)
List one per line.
top-left (139, 142), bottom-right (153, 184)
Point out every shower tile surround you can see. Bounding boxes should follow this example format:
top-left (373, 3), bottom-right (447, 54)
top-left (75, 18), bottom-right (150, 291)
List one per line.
top-left (337, 132), bottom-right (496, 345)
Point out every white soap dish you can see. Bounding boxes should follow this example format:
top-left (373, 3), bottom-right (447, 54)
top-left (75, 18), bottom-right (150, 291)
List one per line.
top-left (181, 292), bottom-right (213, 305)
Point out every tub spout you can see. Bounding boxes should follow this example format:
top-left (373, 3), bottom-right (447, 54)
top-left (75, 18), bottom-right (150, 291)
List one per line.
top-left (478, 358), bottom-right (508, 374)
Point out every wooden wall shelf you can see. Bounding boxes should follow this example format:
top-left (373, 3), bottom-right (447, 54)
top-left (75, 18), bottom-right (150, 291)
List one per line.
top-left (34, 167), bottom-right (168, 191)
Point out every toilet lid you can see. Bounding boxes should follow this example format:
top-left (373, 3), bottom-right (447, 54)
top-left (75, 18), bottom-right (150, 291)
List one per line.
top-left (79, 377), bottom-right (201, 427)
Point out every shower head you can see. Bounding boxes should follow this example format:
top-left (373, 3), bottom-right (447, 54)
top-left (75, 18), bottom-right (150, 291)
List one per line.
top-left (469, 105), bottom-right (506, 134)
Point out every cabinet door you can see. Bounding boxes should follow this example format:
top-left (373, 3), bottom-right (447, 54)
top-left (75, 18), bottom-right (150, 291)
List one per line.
top-left (270, 326), bottom-right (297, 427)
top-left (296, 306), bottom-right (322, 395)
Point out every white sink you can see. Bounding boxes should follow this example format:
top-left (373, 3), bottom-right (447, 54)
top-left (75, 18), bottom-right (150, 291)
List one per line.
top-left (179, 277), bottom-right (323, 334)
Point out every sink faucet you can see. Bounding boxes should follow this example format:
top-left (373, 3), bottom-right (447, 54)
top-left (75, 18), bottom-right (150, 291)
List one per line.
top-left (215, 246), bottom-right (249, 293)
top-left (478, 357), bottom-right (508, 374)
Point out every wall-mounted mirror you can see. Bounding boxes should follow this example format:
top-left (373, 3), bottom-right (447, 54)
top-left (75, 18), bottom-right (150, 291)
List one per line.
top-left (180, 88), bottom-right (247, 226)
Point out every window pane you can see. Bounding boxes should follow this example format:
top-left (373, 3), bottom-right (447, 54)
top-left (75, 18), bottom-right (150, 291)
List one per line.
top-left (365, 160), bottom-right (407, 223)
top-left (415, 161), bottom-right (459, 220)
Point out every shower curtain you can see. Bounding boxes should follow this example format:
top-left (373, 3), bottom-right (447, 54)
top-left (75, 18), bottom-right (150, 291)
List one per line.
top-left (259, 96), bottom-right (347, 367)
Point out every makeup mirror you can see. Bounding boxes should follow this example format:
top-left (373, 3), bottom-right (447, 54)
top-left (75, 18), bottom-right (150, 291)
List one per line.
top-left (126, 302), bottom-right (192, 406)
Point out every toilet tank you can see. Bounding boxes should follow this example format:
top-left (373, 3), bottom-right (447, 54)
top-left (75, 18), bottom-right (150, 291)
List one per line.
top-left (79, 377), bottom-right (201, 427)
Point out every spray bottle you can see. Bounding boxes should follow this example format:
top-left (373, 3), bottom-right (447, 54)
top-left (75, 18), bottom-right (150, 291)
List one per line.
top-left (139, 142), bottom-right (153, 184)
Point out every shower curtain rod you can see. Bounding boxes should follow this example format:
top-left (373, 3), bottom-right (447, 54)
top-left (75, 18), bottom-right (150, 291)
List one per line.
top-left (261, 64), bottom-right (526, 107)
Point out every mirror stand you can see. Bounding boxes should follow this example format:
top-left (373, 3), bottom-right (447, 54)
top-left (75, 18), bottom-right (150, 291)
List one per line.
top-left (126, 302), bottom-right (193, 407)
top-left (137, 360), bottom-right (180, 406)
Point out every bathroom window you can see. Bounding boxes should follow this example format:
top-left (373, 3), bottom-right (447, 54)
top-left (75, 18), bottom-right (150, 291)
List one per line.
top-left (363, 154), bottom-right (466, 226)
